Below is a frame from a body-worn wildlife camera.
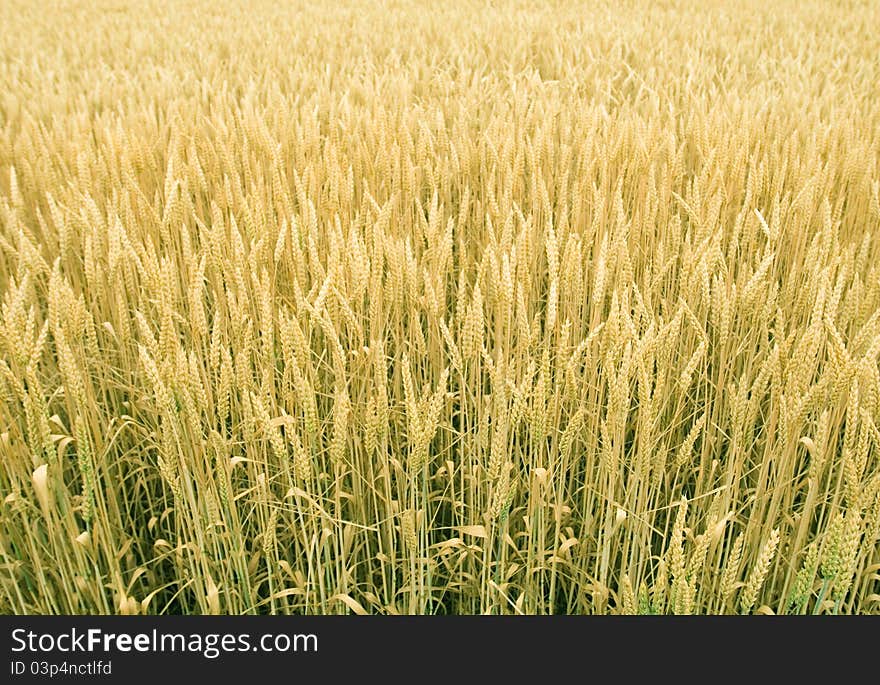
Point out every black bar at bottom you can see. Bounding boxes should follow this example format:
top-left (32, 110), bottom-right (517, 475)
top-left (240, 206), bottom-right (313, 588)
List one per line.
top-left (0, 615), bottom-right (872, 681)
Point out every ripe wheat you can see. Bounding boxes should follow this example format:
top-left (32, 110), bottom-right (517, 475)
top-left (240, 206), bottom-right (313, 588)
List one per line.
top-left (1, 0), bottom-right (879, 615)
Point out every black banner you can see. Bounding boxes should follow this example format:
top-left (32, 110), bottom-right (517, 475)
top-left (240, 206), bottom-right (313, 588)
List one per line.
top-left (0, 616), bottom-right (872, 681)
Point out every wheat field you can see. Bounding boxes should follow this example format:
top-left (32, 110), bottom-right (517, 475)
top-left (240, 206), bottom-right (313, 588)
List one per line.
top-left (1, 0), bottom-right (879, 615)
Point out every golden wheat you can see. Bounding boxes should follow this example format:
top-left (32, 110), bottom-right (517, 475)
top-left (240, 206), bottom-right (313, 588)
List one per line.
top-left (0, 0), bottom-right (878, 615)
